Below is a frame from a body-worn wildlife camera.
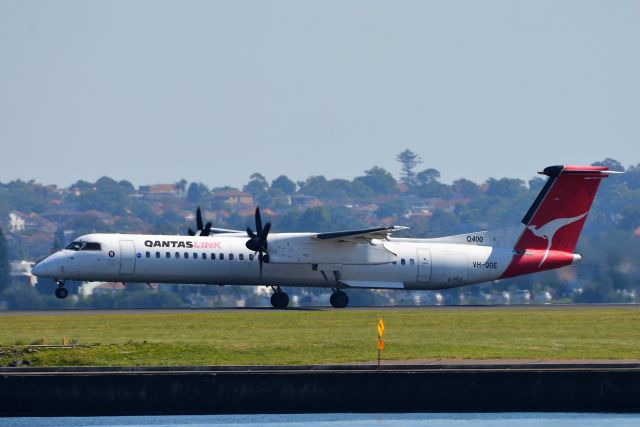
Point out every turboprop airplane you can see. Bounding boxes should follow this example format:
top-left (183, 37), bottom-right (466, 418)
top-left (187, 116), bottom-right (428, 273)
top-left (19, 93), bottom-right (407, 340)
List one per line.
top-left (32, 165), bottom-right (614, 308)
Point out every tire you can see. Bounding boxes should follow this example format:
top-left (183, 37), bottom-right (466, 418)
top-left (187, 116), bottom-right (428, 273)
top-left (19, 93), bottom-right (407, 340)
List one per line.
top-left (55, 287), bottom-right (68, 299)
top-left (330, 291), bottom-right (349, 308)
top-left (270, 292), bottom-right (289, 309)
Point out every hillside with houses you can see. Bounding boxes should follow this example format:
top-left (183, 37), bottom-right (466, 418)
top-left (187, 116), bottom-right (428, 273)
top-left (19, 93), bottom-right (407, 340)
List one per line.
top-left (1, 153), bottom-right (639, 309)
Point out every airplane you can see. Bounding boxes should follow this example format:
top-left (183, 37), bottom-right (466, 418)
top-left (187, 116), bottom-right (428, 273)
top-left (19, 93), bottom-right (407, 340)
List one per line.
top-left (31, 165), bottom-right (615, 308)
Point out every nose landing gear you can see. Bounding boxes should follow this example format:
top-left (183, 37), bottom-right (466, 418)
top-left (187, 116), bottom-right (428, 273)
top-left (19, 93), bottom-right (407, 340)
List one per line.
top-left (54, 280), bottom-right (68, 299)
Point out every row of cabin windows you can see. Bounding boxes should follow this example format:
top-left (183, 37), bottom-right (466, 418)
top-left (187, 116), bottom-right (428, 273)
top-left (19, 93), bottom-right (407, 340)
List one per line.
top-left (393, 258), bottom-right (415, 266)
top-left (145, 251), bottom-right (254, 261)
top-left (144, 251), bottom-right (415, 266)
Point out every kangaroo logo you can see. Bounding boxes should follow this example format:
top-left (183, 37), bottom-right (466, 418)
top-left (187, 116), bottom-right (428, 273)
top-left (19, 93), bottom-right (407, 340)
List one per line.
top-left (527, 212), bottom-right (587, 267)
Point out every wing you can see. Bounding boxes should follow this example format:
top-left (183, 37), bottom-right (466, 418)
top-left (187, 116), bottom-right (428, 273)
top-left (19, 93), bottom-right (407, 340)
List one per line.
top-left (314, 226), bottom-right (408, 243)
top-left (209, 228), bottom-right (244, 234)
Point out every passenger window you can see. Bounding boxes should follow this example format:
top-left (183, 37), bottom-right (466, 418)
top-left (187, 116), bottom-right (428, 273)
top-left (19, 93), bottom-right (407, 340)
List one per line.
top-left (249, 254), bottom-right (254, 261)
top-left (401, 259), bottom-right (406, 265)
top-left (239, 254), bottom-right (244, 261)
top-left (166, 252), bottom-right (170, 259)
top-left (211, 253), bottom-right (216, 260)
top-left (184, 252), bottom-right (189, 259)
top-left (156, 252), bottom-right (160, 258)
top-left (219, 253), bottom-right (224, 260)
top-left (146, 251), bottom-right (150, 258)
top-left (202, 253), bottom-right (206, 260)
top-left (175, 252), bottom-right (180, 259)
top-left (410, 259), bottom-right (415, 265)
top-left (229, 254), bottom-right (234, 261)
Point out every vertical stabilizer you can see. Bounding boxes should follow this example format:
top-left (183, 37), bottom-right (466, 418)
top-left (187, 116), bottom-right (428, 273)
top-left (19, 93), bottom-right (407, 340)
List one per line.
top-left (501, 165), bottom-right (609, 278)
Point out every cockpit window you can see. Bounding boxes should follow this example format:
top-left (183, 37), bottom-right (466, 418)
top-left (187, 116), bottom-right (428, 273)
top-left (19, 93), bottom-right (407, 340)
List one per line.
top-left (65, 241), bottom-right (102, 251)
top-left (65, 241), bottom-right (84, 251)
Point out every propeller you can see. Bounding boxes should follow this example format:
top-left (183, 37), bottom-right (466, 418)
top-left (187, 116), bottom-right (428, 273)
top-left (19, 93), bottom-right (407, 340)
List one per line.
top-left (188, 207), bottom-right (212, 237)
top-left (245, 206), bottom-right (271, 279)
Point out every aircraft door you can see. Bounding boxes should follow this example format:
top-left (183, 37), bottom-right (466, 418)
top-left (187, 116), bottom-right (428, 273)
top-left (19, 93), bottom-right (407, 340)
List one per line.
top-left (119, 240), bottom-right (136, 274)
top-left (417, 248), bottom-right (432, 282)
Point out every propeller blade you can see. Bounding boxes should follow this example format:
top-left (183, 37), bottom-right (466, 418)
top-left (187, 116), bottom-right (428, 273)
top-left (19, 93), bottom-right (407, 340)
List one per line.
top-left (202, 222), bottom-right (212, 237)
top-left (196, 207), bottom-right (203, 230)
top-left (262, 222), bottom-right (271, 238)
top-left (188, 228), bottom-right (196, 236)
top-left (258, 252), bottom-right (263, 281)
top-left (255, 207), bottom-right (263, 235)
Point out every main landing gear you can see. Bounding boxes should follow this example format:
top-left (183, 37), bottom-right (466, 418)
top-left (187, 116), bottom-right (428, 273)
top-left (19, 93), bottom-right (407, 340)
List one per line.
top-left (54, 280), bottom-right (68, 299)
top-left (270, 286), bottom-right (289, 309)
top-left (268, 286), bottom-right (349, 308)
top-left (318, 269), bottom-right (349, 308)
top-left (330, 290), bottom-right (349, 308)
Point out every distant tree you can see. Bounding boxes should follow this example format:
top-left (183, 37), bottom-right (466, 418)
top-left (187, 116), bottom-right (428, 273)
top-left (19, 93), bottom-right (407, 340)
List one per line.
top-left (118, 180), bottom-right (135, 194)
top-left (243, 173), bottom-right (270, 197)
top-left (175, 179), bottom-right (188, 192)
top-left (396, 149), bottom-right (422, 185)
top-left (486, 178), bottom-right (526, 198)
top-left (300, 206), bottom-right (331, 231)
top-left (428, 209), bottom-right (463, 236)
top-left (592, 158), bottom-right (625, 172)
top-left (0, 228), bottom-right (10, 293)
top-left (297, 176), bottom-right (326, 195)
top-left (618, 206), bottom-right (640, 230)
top-left (271, 175), bottom-right (297, 195)
top-left (416, 168), bottom-right (441, 186)
top-left (75, 176), bottom-right (132, 215)
top-left (69, 180), bottom-right (93, 193)
top-left (623, 164), bottom-right (640, 190)
top-left (415, 168), bottom-right (449, 197)
top-left (187, 182), bottom-right (209, 203)
top-left (375, 200), bottom-right (405, 219)
top-left (528, 177), bottom-right (546, 193)
top-left (353, 167), bottom-right (397, 195)
top-left (452, 178), bottom-right (481, 198)
top-left (2, 179), bottom-right (53, 213)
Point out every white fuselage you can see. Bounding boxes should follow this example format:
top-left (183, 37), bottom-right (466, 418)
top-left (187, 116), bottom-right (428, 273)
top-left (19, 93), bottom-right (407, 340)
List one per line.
top-left (34, 231), bottom-right (518, 291)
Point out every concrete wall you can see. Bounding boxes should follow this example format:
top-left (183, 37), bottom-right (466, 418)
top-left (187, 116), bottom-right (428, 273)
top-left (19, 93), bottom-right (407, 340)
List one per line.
top-left (1, 363), bottom-right (640, 416)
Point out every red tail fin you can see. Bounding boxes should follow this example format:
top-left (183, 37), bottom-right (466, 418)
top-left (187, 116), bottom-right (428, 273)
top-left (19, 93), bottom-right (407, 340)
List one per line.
top-left (501, 165), bottom-right (609, 278)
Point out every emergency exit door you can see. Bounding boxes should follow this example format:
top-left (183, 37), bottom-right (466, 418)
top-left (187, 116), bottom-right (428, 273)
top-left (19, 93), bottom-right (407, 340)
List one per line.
top-left (119, 240), bottom-right (136, 274)
top-left (417, 248), bottom-right (432, 282)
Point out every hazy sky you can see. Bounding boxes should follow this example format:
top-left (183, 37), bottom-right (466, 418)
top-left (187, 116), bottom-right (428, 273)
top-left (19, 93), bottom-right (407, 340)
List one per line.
top-left (1, 1), bottom-right (639, 189)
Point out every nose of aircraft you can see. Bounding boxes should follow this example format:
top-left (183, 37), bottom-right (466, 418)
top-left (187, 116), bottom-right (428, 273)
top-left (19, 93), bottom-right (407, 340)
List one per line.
top-left (31, 258), bottom-right (50, 277)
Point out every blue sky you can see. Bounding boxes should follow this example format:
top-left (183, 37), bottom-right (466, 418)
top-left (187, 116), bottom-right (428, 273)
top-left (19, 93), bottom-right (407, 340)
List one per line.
top-left (1, 1), bottom-right (638, 188)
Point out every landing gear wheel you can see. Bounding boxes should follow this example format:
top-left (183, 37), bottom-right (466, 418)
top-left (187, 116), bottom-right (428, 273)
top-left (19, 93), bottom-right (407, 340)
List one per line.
top-left (330, 290), bottom-right (349, 308)
top-left (270, 291), bottom-right (289, 309)
top-left (55, 287), bottom-right (68, 299)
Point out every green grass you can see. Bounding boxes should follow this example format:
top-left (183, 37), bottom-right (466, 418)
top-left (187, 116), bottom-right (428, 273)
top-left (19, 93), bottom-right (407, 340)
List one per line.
top-left (1, 307), bottom-right (640, 367)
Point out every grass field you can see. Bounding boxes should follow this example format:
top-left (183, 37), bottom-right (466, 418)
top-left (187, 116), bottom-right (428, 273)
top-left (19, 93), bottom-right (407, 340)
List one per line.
top-left (1, 306), bottom-right (640, 367)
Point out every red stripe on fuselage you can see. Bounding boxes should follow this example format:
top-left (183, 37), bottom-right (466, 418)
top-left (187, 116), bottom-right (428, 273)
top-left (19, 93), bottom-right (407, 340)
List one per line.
top-left (500, 250), bottom-right (575, 279)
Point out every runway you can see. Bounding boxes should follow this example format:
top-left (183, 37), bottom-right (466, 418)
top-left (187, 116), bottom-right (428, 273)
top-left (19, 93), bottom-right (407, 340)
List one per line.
top-left (1, 303), bottom-right (638, 316)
